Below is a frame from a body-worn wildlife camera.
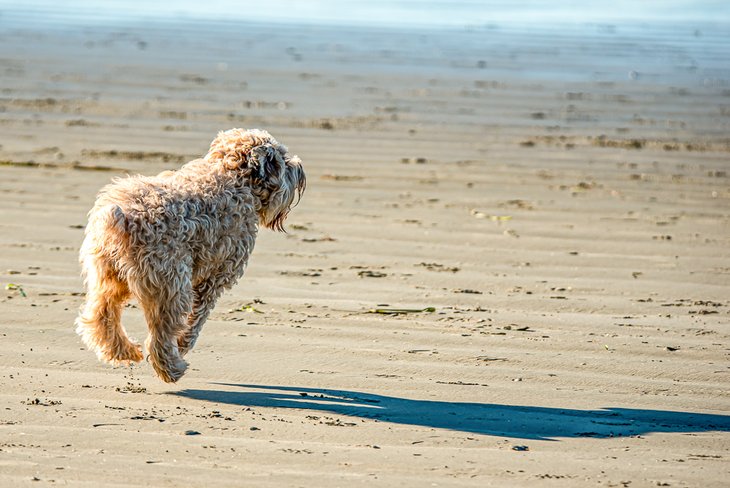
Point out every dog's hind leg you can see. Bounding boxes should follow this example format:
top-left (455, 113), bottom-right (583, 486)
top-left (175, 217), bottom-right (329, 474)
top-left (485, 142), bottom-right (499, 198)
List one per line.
top-left (75, 255), bottom-right (143, 365)
top-left (134, 262), bottom-right (193, 383)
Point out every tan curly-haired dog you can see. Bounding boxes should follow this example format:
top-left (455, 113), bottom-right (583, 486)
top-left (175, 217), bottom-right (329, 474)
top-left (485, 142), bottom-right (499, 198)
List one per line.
top-left (75, 128), bottom-right (305, 382)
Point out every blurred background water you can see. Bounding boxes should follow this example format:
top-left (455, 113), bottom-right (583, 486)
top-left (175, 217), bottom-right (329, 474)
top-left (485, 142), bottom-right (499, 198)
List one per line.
top-left (1, 0), bottom-right (728, 28)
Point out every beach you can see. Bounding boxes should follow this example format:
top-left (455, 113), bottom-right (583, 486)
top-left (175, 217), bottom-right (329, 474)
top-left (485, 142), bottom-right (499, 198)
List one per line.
top-left (1, 7), bottom-right (729, 487)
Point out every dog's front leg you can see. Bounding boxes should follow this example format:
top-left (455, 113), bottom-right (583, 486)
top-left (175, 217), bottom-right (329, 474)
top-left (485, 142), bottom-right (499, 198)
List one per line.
top-left (177, 287), bottom-right (218, 357)
top-left (178, 262), bottom-right (242, 356)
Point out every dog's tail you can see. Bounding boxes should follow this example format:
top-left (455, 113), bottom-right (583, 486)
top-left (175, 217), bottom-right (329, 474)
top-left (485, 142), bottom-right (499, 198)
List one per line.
top-left (83, 203), bottom-right (124, 231)
top-left (95, 204), bottom-right (127, 235)
top-left (79, 204), bottom-right (127, 274)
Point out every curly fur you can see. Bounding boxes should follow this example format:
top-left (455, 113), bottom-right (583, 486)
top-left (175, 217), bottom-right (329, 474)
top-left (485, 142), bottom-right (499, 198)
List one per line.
top-left (75, 128), bottom-right (305, 382)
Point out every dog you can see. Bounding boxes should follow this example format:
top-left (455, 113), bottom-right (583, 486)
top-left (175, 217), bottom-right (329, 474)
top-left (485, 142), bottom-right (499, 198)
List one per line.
top-left (75, 128), bottom-right (305, 382)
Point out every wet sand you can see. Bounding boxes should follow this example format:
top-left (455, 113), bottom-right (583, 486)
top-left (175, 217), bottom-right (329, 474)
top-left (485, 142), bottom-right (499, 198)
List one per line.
top-left (1, 15), bottom-right (729, 487)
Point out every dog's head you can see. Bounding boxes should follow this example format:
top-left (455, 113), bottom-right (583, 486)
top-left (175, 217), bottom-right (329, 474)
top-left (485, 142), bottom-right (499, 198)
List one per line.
top-left (205, 128), bottom-right (305, 231)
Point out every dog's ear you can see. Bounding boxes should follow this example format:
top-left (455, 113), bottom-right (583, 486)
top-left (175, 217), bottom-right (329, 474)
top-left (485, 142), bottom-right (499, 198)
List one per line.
top-left (249, 143), bottom-right (285, 182)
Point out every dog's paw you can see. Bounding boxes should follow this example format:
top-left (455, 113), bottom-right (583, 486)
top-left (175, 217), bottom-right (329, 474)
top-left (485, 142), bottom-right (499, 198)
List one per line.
top-left (154, 358), bottom-right (188, 383)
top-left (147, 344), bottom-right (189, 383)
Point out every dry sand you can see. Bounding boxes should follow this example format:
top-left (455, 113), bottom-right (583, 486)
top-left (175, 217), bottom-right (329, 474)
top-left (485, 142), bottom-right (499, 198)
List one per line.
top-left (1, 14), bottom-right (729, 487)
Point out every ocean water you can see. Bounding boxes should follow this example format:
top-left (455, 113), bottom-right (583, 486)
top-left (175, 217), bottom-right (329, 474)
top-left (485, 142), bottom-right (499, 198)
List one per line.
top-left (0, 0), bottom-right (728, 28)
top-left (1, 0), bottom-right (727, 88)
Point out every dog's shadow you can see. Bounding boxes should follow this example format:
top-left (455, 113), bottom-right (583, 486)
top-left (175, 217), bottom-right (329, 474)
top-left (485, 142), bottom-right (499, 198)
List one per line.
top-left (171, 383), bottom-right (730, 440)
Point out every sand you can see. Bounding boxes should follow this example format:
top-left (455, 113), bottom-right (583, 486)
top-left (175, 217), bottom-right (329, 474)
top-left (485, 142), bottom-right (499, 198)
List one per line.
top-left (1, 13), bottom-right (729, 488)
